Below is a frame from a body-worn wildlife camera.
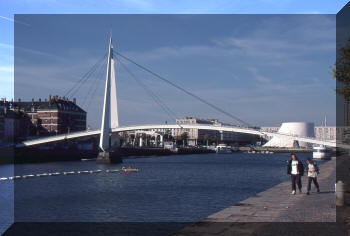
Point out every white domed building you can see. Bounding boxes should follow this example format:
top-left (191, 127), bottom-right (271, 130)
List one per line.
top-left (263, 122), bottom-right (315, 148)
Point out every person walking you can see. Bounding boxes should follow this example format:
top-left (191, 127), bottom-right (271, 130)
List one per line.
top-left (287, 153), bottom-right (304, 195)
top-left (306, 157), bottom-right (320, 195)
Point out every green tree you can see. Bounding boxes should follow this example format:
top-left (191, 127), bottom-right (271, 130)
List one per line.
top-left (141, 133), bottom-right (147, 146)
top-left (334, 39), bottom-right (350, 100)
top-left (119, 132), bottom-right (128, 146)
top-left (134, 134), bottom-right (140, 146)
top-left (163, 133), bottom-right (169, 142)
top-left (181, 132), bottom-right (188, 146)
top-left (203, 133), bottom-right (211, 146)
top-left (130, 134), bottom-right (135, 145)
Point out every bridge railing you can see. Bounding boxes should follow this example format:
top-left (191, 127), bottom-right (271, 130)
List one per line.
top-left (17, 129), bottom-right (99, 147)
top-left (18, 123), bottom-right (334, 142)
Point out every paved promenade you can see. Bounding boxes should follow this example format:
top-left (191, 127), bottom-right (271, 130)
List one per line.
top-left (177, 158), bottom-right (344, 236)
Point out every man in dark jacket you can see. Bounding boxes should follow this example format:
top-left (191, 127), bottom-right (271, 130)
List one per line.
top-left (287, 153), bottom-right (304, 195)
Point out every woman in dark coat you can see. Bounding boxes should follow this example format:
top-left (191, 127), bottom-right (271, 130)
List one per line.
top-left (287, 153), bottom-right (304, 195)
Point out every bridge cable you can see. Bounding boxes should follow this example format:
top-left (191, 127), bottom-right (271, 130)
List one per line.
top-left (64, 52), bottom-right (107, 99)
top-left (69, 53), bottom-right (107, 127)
top-left (117, 57), bottom-right (183, 129)
top-left (62, 52), bottom-right (107, 129)
top-left (81, 56), bottom-right (107, 110)
top-left (115, 52), bottom-right (252, 128)
top-left (84, 58), bottom-right (107, 115)
top-left (66, 52), bottom-right (107, 98)
top-left (78, 59), bottom-right (107, 129)
top-left (68, 54), bottom-right (106, 100)
top-left (118, 58), bottom-right (178, 121)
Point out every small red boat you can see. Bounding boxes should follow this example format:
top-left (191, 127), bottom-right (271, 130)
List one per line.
top-left (121, 167), bottom-right (138, 172)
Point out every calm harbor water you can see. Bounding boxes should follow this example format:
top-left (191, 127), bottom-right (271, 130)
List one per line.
top-left (0, 152), bottom-right (314, 232)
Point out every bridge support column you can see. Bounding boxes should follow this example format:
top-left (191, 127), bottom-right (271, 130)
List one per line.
top-left (160, 135), bottom-right (163, 147)
top-left (139, 136), bottom-right (143, 147)
top-left (97, 150), bottom-right (122, 164)
top-left (111, 133), bottom-right (120, 147)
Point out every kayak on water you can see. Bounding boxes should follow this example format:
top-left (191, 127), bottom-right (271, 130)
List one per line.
top-left (121, 167), bottom-right (139, 172)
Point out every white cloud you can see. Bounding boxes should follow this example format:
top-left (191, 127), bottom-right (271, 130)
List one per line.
top-left (0, 42), bottom-right (14, 49)
top-left (120, 16), bottom-right (335, 68)
top-left (247, 67), bottom-right (271, 84)
top-left (105, 0), bottom-right (154, 10)
top-left (0, 66), bottom-right (13, 73)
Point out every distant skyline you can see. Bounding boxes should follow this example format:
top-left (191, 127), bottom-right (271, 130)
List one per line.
top-left (13, 14), bottom-right (336, 128)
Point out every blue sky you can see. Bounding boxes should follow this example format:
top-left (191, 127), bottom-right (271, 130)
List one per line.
top-left (14, 14), bottom-right (336, 128)
top-left (0, 1), bottom-right (348, 127)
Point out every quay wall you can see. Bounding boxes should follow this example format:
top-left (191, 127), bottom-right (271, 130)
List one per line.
top-left (0, 144), bottom-right (317, 164)
top-left (237, 146), bottom-right (313, 153)
top-left (0, 146), bottom-right (215, 164)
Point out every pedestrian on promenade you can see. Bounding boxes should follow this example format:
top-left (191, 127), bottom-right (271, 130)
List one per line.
top-left (287, 153), bottom-right (304, 195)
top-left (306, 157), bottom-right (320, 195)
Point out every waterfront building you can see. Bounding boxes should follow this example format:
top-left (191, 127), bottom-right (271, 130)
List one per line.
top-left (173, 117), bottom-right (219, 146)
top-left (264, 122), bottom-right (315, 148)
top-left (3, 108), bottom-right (34, 142)
top-left (0, 98), bottom-right (37, 142)
top-left (260, 126), bottom-right (279, 133)
top-left (314, 126), bottom-right (349, 142)
top-left (4, 95), bottom-right (86, 140)
top-left (261, 123), bottom-right (346, 144)
top-left (126, 130), bottom-right (165, 147)
top-left (123, 117), bottom-right (257, 147)
top-left (259, 126), bottom-right (280, 141)
top-left (0, 99), bottom-right (6, 144)
top-left (172, 117), bottom-right (257, 146)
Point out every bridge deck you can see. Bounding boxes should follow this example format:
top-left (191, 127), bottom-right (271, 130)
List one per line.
top-left (17, 124), bottom-right (343, 149)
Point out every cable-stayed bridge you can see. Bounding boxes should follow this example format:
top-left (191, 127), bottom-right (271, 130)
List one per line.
top-left (16, 36), bottom-right (349, 155)
top-left (16, 123), bottom-right (344, 149)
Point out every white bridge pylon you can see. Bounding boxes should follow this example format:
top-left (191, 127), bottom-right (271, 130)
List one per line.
top-left (99, 36), bottom-right (119, 152)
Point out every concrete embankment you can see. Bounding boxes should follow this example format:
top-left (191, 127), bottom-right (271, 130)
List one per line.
top-left (177, 158), bottom-right (343, 236)
top-left (0, 146), bottom-right (215, 164)
top-left (113, 147), bottom-right (214, 160)
top-left (238, 146), bottom-right (313, 153)
top-left (0, 147), bottom-right (98, 164)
